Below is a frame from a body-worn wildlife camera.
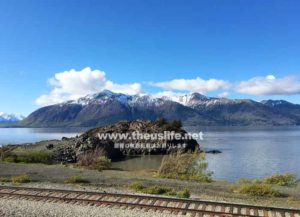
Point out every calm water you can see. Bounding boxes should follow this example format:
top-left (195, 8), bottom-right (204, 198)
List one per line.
top-left (1, 126), bottom-right (300, 182)
top-left (0, 128), bottom-right (87, 145)
top-left (193, 126), bottom-right (300, 182)
top-left (114, 126), bottom-right (300, 182)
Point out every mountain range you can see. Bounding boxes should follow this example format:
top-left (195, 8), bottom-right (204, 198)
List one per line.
top-left (0, 112), bottom-right (24, 123)
top-left (19, 90), bottom-right (300, 127)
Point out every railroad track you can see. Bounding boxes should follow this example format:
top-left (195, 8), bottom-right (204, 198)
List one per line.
top-left (0, 186), bottom-right (299, 217)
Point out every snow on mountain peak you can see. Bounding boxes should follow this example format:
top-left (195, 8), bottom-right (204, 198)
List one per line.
top-left (129, 94), bottom-right (169, 107)
top-left (65, 90), bottom-right (173, 107)
top-left (261, 100), bottom-right (291, 107)
top-left (62, 90), bottom-right (267, 109)
top-left (175, 92), bottom-right (209, 106)
top-left (0, 112), bottom-right (25, 122)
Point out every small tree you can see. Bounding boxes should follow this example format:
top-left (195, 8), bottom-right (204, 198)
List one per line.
top-left (171, 120), bottom-right (182, 129)
top-left (155, 118), bottom-right (168, 127)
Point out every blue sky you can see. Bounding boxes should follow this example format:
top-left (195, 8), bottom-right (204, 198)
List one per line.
top-left (0, 0), bottom-right (300, 115)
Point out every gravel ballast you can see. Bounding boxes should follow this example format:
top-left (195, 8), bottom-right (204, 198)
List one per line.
top-left (0, 197), bottom-right (183, 217)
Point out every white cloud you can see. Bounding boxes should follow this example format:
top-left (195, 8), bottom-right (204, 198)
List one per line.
top-left (36, 68), bottom-right (300, 107)
top-left (218, 92), bottom-right (229, 98)
top-left (105, 81), bottom-right (141, 95)
top-left (36, 67), bottom-right (142, 106)
top-left (235, 75), bottom-right (300, 95)
top-left (149, 77), bottom-right (230, 94)
top-left (152, 91), bottom-right (182, 99)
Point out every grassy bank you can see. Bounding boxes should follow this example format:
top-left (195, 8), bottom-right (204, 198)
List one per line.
top-left (0, 162), bottom-right (300, 209)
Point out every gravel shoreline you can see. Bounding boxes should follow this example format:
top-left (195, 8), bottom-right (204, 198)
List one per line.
top-left (0, 197), bottom-right (183, 217)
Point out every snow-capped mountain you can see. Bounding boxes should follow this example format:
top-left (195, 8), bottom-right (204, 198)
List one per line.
top-left (66, 90), bottom-right (171, 107)
top-left (0, 112), bottom-right (25, 123)
top-left (68, 91), bottom-right (252, 109)
top-left (174, 92), bottom-right (254, 108)
top-left (21, 90), bottom-right (300, 127)
top-left (261, 99), bottom-right (300, 120)
top-left (22, 90), bottom-right (202, 127)
top-left (261, 99), bottom-right (292, 107)
top-left (175, 92), bottom-right (209, 107)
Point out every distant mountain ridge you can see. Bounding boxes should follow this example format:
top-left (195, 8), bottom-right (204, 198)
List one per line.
top-left (21, 90), bottom-right (300, 127)
top-left (0, 112), bottom-right (24, 123)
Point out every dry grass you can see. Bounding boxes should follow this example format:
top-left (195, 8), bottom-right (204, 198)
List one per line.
top-left (77, 148), bottom-right (111, 171)
top-left (3, 151), bottom-right (52, 164)
top-left (64, 176), bottom-right (89, 184)
top-left (128, 181), bottom-right (190, 198)
top-left (263, 173), bottom-right (298, 187)
top-left (231, 173), bottom-right (298, 197)
top-left (0, 146), bottom-right (14, 161)
top-left (233, 182), bottom-right (284, 197)
top-left (11, 174), bottom-right (31, 184)
top-left (0, 176), bottom-right (11, 182)
top-left (232, 178), bottom-right (287, 197)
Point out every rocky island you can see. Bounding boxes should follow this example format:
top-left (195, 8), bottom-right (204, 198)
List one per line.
top-left (1, 119), bottom-right (199, 165)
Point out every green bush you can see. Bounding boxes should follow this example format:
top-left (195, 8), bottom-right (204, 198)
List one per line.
top-left (17, 151), bottom-right (52, 164)
top-left (141, 185), bottom-right (177, 196)
top-left (155, 118), bottom-right (168, 127)
top-left (234, 173), bottom-right (299, 188)
top-left (3, 151), bottom-right (53, 164)
top-left (236, 178), bottom-right (257, 185)
top-left (0, 176), bottom-right (11, 182)
top-left (158, 152), bottom-right (213, 183)
top-left (0, 146), bottom-right (14, 161)
top-left (170, 120), bottom-right (182, 130)
top-left (263, 173), bottom-right (298, 187)
top-left (128, 182), bottom-right (190, 198)
top-left (95, 156), bottom-right (111, 171)
top-left (232, 179), bottom-right (285, 197)
top-left (178, 188), bottom-right (190, 198)
top-left (128, 181), bottom-right (144, 191)
top-left (65, 176), bottom-right (89, 184)
top-left (238, 183), bottom-right (283, 197)
top-left (164, 120), bottom-right (183, 131)
top-left (11, 174), bottom-right (31, 184)
top-left (3, 155), bottom-right (18, 163)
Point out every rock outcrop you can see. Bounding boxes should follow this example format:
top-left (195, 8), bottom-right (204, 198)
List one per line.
top-left (52, 119), bottom-right (199, 163)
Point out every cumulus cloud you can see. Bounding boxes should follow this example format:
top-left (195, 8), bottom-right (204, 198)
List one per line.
top-left (149, 77), bottom-right (230, 94)
top-left (36, 68), bottom-right (300, 107)
top-left (152, 91), bottom-right (183, 100)
top-left (36, 67), bottom-right (142, 106)
top-left (152, 91), bottom-right (181, 98)
top-left (105, 81), bottom-right (142, 95)
top-left (235, 75), bottom-right (300, 95)
top-left (218, 92), bottom-right (229, 98)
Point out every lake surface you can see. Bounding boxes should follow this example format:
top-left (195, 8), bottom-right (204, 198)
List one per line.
top-left (1, 126), bottom-right (300, 182)
top-left (190, 126), bottom-right (300, 182)
top-left (114, 126), bottom-right (300, 182)
top-left (0, 128), bottom-right (87, 145)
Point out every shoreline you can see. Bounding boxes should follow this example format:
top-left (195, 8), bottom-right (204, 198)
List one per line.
top-left (1, 136), bottom-right (299, 183)
top-left (0, 162), bottom-right (300, 209)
